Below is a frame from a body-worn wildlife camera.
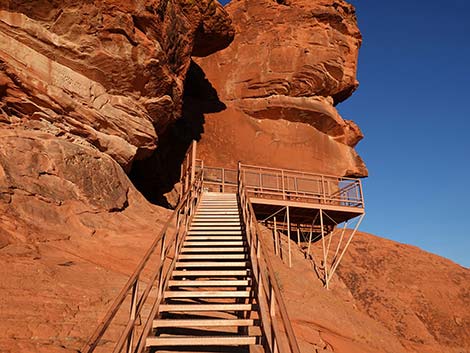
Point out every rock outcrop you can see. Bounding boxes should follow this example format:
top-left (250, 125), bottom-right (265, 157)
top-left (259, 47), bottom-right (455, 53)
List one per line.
top-left (0, 0), bottom-right (233, 170)
top-left (0, 1), bottom-right (234, 351)
top-left (194, 0), bottom-right (367, 177)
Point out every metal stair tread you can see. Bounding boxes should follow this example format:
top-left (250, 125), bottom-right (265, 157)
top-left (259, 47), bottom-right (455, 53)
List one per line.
top-left (159, 303), bottom-right (255, 312)
top-left (163, 290), bottom-right (252, 298)
top-left (175, 261), bottom-right (249, 268)
top-left (152, 319), bottom-right (255, 328)
top-left (172, 270), bottom-right (249, 276)
top-left (146, 335), bottom-right (257, 346)
top-left (168, 280), bottom-right (250, 286)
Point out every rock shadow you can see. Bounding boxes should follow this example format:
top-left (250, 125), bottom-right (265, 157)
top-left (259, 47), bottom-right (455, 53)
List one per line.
top-left (129, 61), bottom-right (225, 207)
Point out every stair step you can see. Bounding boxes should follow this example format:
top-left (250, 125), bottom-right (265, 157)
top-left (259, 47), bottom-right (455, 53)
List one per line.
top-left (181, 246), bottom-right (247, 253)
top-left (178, 254), bottom-right (247, 260)
top-left (159, 303), bottom-right (254, 312)
top-left (190, 222), bottom-right (241, 226)
top-left (146, 335), bottom-right (257, 347)
top-left (172, 270), bottom-right (249, 276)
top-left (190, 227), bottom-right (241, 231)
top-left (164, 290), bottom-right (251, 298)
top-left (197, 210), bottom-right (239, 213)
top-left (194, 216), bottom-right (240, 219)
top-left (194, 214), bottom-right (240, 222)
top-left (152, 319), bottom-right (255, 328)
top-left (188, 231), bottom-right (243, 235)
top-left (186, 236), bottom-right (243, 241)
top-left (176, 261), bottom-right (249, 268)
top-left (169, 280), bottom-right (250, 286)
top-left (181, 247), bottom-right (246, 253)
top-left (184, 241), bottom-right (245, 246)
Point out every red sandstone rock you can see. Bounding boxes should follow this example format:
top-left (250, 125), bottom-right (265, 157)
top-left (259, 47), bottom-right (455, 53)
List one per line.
top-left (261, 229), bottom-right (470, 353)
top-left (0, 1), bottom-right (233, 169)
top-left (0, 127), bottom-right (173, 352)
top-left (195, 0), bottom-right (367, 177)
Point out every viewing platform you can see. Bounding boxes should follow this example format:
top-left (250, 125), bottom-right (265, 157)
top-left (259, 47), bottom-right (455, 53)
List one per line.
top-left (181, 141), bottom-right (365, 287)
top-left (199, 162), bottom-right (364, 228)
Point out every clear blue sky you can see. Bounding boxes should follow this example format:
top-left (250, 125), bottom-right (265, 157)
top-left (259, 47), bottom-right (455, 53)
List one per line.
top-left (220, 0), bottom-right (470, 268)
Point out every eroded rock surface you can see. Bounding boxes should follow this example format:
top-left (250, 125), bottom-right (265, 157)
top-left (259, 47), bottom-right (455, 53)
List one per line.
top-left (195, 0), bottom-right (367, 177)
top-left (262, 229), bottom-right (470, 353)
top-left (0, 0), bottom-right (233, 169)
top-left (0, 128), bottom-right (171, 352)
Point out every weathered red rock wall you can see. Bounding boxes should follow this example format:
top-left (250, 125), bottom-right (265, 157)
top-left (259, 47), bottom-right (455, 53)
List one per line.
top-left (195, 0), bottom-right (367, 177)
top-left (0, 0), bottom-right (233, 169)
top-left (0, 1), bottom-right (234, 351)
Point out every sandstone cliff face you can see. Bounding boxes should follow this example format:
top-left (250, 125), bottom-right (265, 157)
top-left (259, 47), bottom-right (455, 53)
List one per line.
top-left (194, 0), bottom-right (367, 177)
top-left (0, 0), bottom-right (233, 170)
top-left (0, 1), bottom-right (233, 351)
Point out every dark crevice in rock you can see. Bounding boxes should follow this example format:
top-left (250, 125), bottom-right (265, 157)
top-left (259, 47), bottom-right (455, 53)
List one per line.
top-left (129, 61), bottom-right (225, 207)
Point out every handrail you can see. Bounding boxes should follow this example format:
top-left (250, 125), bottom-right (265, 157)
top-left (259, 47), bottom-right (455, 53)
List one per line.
top-left (240, 162), bottom-right (361, 182)
top-left (237, 163), bottom-right (301, 353)
top-left (198, 163), bottom-right (364, 209)
top-left (81, 173), bottom-right (203, 353)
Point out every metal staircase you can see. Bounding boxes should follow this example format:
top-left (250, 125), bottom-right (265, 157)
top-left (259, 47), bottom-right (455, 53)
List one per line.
top-left (82, 155), bottom-right (301, 353)
top-left (147, 192), bottom-right (263, 349)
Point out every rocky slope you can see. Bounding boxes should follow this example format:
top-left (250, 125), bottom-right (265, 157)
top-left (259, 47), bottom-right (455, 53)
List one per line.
top-left (194, 0), bottom-right (367, 177)
top-left (265, 230), bottom-right (470, 353)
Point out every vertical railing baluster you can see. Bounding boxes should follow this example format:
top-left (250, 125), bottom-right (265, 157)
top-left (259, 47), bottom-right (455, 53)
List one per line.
top-left (126, 280), bottom-right (139, 353)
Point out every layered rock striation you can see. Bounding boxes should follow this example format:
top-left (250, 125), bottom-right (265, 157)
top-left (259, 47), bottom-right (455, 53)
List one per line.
top-left (195, 0), bottom-right (367, 177)
top-left (0, 0), bottom-right (234, 170)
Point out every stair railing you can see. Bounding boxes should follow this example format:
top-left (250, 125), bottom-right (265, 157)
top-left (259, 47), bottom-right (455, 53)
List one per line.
top-left (81, 173), bottom-right (203, 353)
top-left (237, 163), bottom-right (301, 353)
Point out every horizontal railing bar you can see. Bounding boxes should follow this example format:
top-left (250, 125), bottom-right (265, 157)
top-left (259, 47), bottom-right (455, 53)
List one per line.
top-left (82, 177), bottom-right (201, 353)
top-left (240, 163), bottom-right (360, 182)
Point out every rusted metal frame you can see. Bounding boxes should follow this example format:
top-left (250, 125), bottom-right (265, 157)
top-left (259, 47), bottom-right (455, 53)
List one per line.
top-left (244, 187), bottom-right (330, 204)
top-left (240, 194), bottom-right (278, 353)
top-left (190, 140), bottom-right (196, 186)
top-left (238, 171), bottom-right (271, 349)
top-left (326, 214), bottom-right (365, 288)
top-left (240, 163), bottom-right (360, 182)
top-left (125, 281), bottom-right (139, 353)
top-left (247, 203), bottom-right (301, 353)
top-left (319, 210), bottom-right (329, 289)
top-left (81, 175), bottom-right (202, 353)
top-left (274, 216), bottom-right (279, 256)
top-left (286, 206), bottom-right (292, 268)
top-left (323, 211), bottom-right (339, 268)
top-left (260, 206), bottom-right (287, 223)
top-left (306, 211), bottom-right (320, 259)
top-left (358, 179), bottom-right (365, 208)
top-left (237, 172), bottom-right (282, 352)
top-left (332, 221), bottom-right (348, 263)
top-left (134, 176), bottom-right (203, 353)
top-left (238, 172), bottom-right (300, 353)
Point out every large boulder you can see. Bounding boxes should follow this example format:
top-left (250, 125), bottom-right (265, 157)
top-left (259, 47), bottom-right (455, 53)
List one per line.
top-left (194, 0), bottom-right (367, 177)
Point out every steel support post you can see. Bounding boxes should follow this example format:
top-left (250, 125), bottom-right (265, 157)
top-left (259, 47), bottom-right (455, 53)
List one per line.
top-left (274, 216), bottom-right (279, 256)
top-left (327, 214), bottom-right (365, 287)
top-left (286, 206), bottom-right (292, 268)
top-left (319, 209), bottom-right (328, 289)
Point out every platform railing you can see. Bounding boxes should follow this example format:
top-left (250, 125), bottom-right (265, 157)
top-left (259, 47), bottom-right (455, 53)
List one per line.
top-left (198, 163), bottom-right (364, 209)
top-left (238, 165), bottom-right (301, 353)
top-left (81, 173), bottom-right (203, 353)
top-left (240, 163), bottom-right (364, 208)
